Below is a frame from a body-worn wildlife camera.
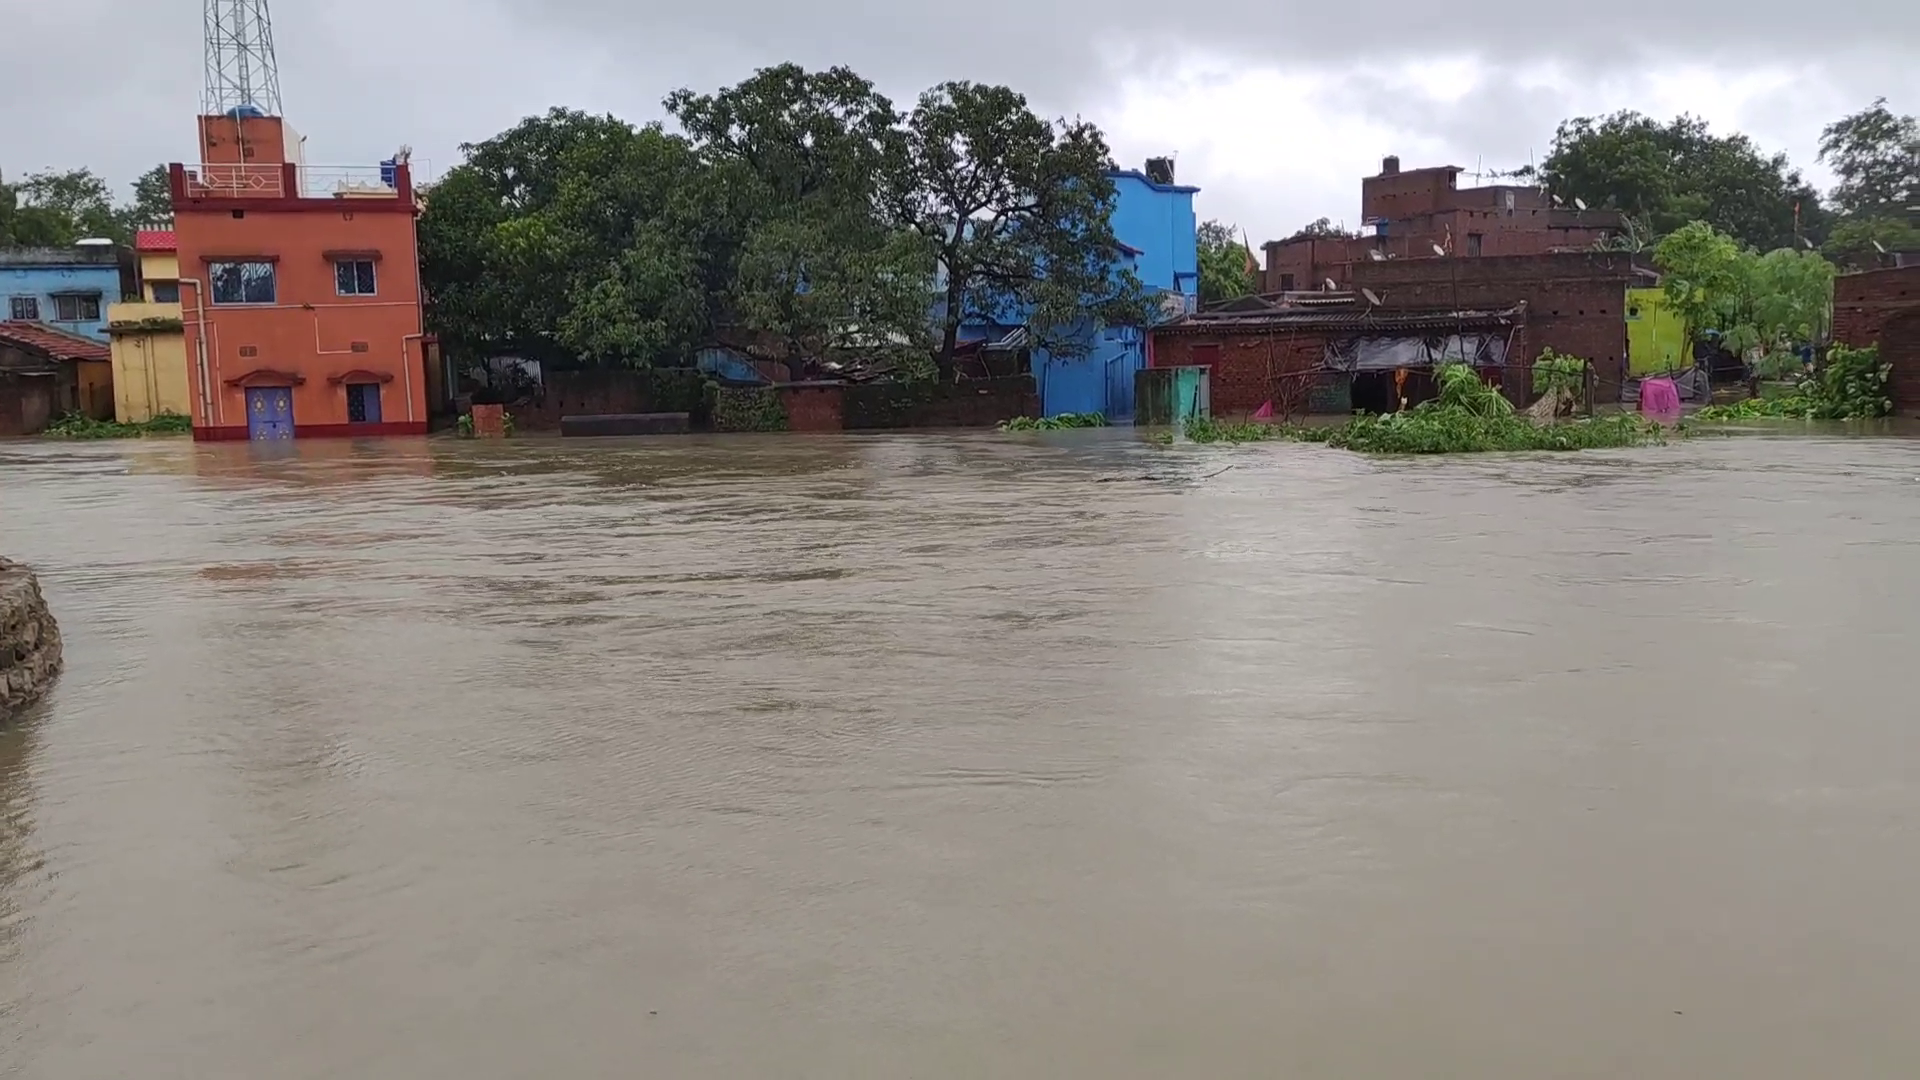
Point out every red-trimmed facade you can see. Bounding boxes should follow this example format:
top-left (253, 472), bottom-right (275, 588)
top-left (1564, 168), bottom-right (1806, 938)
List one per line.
top-left (171, 112), bottom-right (428, 441)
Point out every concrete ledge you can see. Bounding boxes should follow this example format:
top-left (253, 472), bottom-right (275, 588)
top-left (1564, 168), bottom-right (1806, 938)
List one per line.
top-left (1, 558), bottom-right (62, 718)
top-left (559, 412), bottom-right (692, 437)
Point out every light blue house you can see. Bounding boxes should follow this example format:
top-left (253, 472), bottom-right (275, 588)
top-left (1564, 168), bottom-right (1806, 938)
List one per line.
top-left (0, 245), bottom-right (129, 342)
top-left (955, 160), bottom-right (1199, 420)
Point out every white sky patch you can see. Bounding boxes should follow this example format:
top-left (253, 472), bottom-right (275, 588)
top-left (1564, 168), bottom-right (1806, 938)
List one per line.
top-left (1106, 53), bottom-right (1879, 250)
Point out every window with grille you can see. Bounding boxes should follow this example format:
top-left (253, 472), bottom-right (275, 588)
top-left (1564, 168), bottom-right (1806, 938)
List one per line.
top-left (8, 296), bottom-right (38, 320)
top-left (53, 294), bottom-right (102, 322)
top-left (210, 261), bottom-right (276, 304)
top-left (335, 259), bottom-right (377, 296)
top-left (346, 383), bottom-right (382, 424)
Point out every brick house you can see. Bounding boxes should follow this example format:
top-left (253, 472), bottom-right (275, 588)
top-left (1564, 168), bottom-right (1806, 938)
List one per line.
top-left (1350, 252), bottom-right (1649, 401)
top-left (1832, 266), bottom-right (1920, 415)
top-left (1150, 296), bottom-right (1529, 418)
top-left (1262, 157), bottom-right (1622, 294)
top-left (170, 110), bottom-right (428, 441)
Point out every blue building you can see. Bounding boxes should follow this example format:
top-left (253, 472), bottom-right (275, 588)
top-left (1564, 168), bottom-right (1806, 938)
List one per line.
top-left (956, 159), bottom-right (1199, 420)
top-left (0, 245), bottom-right (130, 342)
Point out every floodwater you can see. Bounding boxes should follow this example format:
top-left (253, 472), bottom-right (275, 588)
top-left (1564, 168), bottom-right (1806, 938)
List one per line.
top-left (3, 430), bottom-right (1919, 1078)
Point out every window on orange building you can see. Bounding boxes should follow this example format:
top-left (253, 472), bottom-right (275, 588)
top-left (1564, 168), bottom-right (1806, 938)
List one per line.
top-left (346, 383), bottom-right (382, 424)
top-left (335, 259), bottom-right (377, 297)
top-left (210, 261), bottom-right (276, 305)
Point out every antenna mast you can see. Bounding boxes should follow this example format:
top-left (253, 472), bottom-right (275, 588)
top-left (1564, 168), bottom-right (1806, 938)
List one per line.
top-left (203, 0), bottom-right (283, 115)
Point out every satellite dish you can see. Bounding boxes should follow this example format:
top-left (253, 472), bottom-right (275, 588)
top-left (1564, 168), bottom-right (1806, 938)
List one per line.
top-left (1323, 278), bottom-right (1338, 291)
top-left (1367, 249), bottom-right (1386, 262)
top-left (1361, 287), bottom-right (1383, 307)
top-left (1573, 197), bottom-right (1588, 211)
top-left (1873, 239), bottom-right (1888, 253)
top-left (1431, 243), bottom-right (1447, 257)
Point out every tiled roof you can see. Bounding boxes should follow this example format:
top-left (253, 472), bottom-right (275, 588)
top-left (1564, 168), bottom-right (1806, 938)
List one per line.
top-left (135, 229), bottom-right (178, 252)
top-left (0, 322), bottom-right (112, 363)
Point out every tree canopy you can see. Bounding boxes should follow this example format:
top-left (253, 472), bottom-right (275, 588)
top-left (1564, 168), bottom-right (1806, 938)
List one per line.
top-left (0, 166), bottom-right (171, 246)
top-left (888, 80), bottom-right (1153, 378)
top-left (1542, 112), bottom-right (1825, 252)
top-left (1816, 99), bottom-right (1920, 270)
top-left (1197, 220), bottom-right (1256, 305)
top-left (417, 108), bottom-right (732, 369)
top-left (1654, 221), bottom-right (1835, 361)
top-left (1820, 99), bottom-right (1919, 219)
top-left (668, 64), bottom-right (932, 379)
top-left (420, 67), bottom-right (1152, 380)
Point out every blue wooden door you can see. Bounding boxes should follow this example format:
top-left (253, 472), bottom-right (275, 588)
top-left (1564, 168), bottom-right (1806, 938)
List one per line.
top-left (246, 386), bottom-right (295, 440)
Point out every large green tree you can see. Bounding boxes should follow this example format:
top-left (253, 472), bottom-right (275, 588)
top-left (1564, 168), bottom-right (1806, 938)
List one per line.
top-left (121, 165), bottom-right (174, 229)
top-left (0, 168), bottom-right (122, 245)
top-left (1823, 215), bottom-right (1920, 270)
top-left (1816, 99), bottom-right (1919, 270)
top-left (667, 64), bottom-right (932, 380)
top-left (1543, 112), bottom-right (1825, 251)
top-left (1655, 221), bottom-right (1835, 361)
top-left (1197, 219), bottom-right (1256, 305)
top-left (1819, 99), bottom-right (1919, 218)
top-left (418, 108), bottom-right (736, 369)
top-left (886, 81), bottom-right (1155, 379)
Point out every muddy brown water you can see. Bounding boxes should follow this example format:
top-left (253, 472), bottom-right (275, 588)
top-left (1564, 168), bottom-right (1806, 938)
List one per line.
top-left (3, 430), bottom-right (1920, 1077)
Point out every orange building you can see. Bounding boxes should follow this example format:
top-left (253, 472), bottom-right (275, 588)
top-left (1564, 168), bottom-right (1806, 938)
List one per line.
top-left (169, 110), bottom-right (428, 440)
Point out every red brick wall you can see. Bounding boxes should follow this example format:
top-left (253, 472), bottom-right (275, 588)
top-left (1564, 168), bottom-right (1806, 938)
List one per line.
top-left (1353, 252), bottom-right (1636, 399)
top-left (1834, 266), bottom-right (1920, 414)
top-left (1361, 168), bottom-right (1457, 220)
top-left (777, 384), bottom-right (845, 431)
top-left (1152, 331), bottom-right (1327, 416)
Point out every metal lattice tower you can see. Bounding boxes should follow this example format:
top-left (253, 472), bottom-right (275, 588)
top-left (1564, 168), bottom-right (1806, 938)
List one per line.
top-left (203, 0), bottom-right (283, 115)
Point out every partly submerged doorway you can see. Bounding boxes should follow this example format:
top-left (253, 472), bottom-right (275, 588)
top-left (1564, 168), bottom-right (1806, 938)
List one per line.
top-left (245, 386), bottom-right (295, 440)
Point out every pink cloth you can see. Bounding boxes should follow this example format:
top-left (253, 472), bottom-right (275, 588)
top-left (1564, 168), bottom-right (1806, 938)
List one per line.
top-left (1640, 377), bottom-right (1681, 416)
top-left (1250, 400), bottom-right (1274, 420)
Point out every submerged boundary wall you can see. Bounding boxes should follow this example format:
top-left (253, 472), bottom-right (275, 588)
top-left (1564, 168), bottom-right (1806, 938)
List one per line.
top-left (1, 558), bottom-right (62, 717)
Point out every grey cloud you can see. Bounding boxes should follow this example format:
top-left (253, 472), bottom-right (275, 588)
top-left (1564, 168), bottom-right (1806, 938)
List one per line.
top-left (4, 0), bottom-right (1915, 248)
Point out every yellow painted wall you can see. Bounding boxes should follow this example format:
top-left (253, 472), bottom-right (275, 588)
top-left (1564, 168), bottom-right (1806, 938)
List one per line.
top-left (1626, 287), bottom-right (1691, 376)
top-left (107, 300), bottom-right (191, 423)
top-left (138, 252), bottom-right (180, 299)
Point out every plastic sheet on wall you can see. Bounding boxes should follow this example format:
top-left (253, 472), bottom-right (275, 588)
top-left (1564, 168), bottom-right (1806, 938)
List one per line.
top-left (1321, 333), bottom-right (1509, 372)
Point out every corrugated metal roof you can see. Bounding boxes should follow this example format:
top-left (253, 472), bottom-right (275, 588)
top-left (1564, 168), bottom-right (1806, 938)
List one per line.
top-left (1155, 301), bottom-right (1527, 336)
top-left (0, 321), bottom-right (112, 363)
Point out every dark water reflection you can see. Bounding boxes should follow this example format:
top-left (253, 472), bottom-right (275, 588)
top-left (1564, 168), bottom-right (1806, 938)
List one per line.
top-left (3, 430), bottom-right (1920, 1077)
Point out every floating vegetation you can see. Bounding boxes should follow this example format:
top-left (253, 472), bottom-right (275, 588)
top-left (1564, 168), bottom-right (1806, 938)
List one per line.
top-left (1694, 345), bottom-right (1889, 422)
top-left (1183, 365), bottom-right (1665, 454)
top-left (998, 412), bottom-right (1109, 431)
top-left (41, 412), bottom-right (191, 439)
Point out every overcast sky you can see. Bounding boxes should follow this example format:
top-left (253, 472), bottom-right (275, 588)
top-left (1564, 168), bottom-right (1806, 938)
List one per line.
top-left (7, 0), bottom-right (1916, 245)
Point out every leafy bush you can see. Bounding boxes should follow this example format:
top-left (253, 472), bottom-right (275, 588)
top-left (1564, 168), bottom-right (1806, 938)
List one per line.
top-left (1695, 344), bottom-right (1890, 421)
top-left (41, 412), bottom-right (191, 439)
top-left (1532, 348), bottom-right (1588, 398)
top-left (712, 386), bottom-right (789, 432)
top-left (998, 412), bottom-right (1108, 431)
top-left (1434, 363), bottom-right (1513, 418)
top-left (1182, 363), bottom-right (1664, 454)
